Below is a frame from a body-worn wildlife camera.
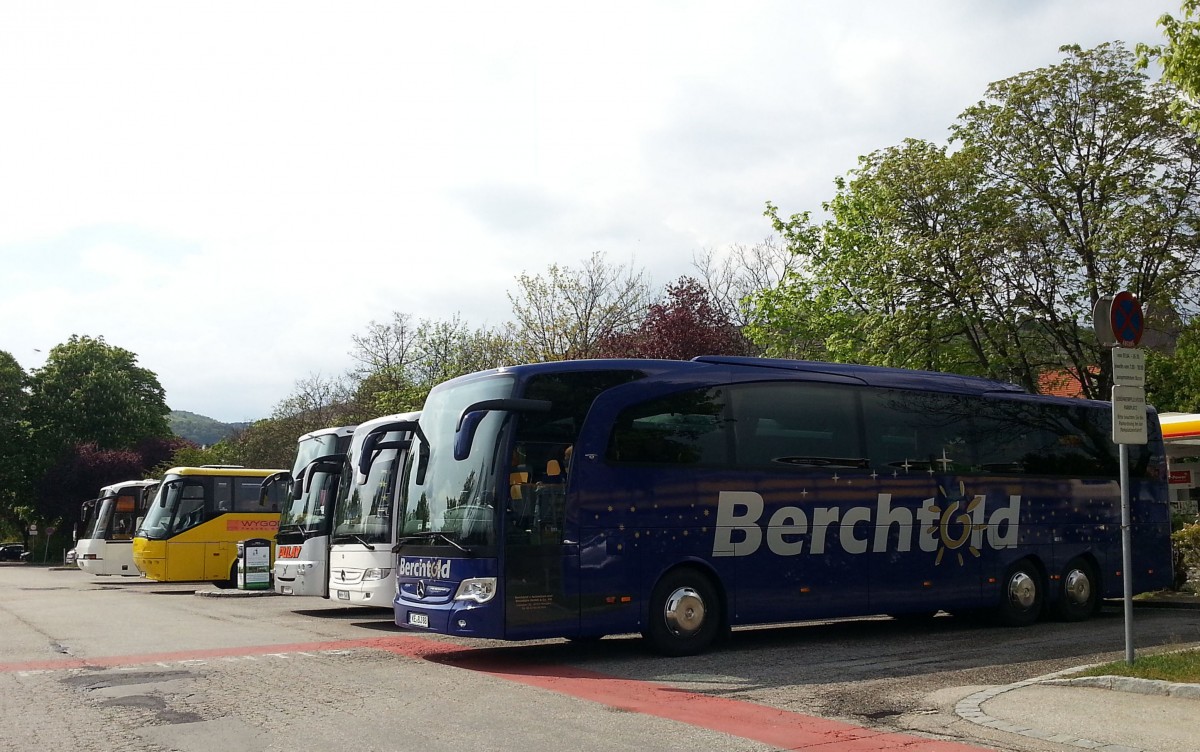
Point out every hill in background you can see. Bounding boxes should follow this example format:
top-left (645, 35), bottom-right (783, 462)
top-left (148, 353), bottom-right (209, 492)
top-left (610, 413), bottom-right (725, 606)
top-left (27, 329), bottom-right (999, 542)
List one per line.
top-left (169, 410), bottom-right (253, 446)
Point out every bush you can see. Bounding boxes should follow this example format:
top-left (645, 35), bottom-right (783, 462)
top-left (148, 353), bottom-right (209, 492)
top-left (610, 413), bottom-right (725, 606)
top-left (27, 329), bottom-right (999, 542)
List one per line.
top-left (1173, 524), bottom-right (1200, 589)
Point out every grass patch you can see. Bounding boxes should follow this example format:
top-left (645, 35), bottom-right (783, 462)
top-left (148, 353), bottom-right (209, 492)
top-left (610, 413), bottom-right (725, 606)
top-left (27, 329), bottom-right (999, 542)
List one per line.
top-left (1077, 650), bottom-right (1200, 683)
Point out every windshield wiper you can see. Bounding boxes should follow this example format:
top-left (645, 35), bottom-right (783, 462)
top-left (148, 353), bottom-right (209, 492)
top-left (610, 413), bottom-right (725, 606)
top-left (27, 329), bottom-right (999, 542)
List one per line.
top-left (392, 531), bottom-right (472, 556)
top-left (333, 534), bottom-right (376, 551)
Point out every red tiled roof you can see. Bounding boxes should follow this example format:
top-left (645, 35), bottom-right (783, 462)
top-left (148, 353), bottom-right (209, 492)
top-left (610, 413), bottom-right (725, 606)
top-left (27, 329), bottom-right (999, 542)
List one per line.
top-left (1038, 369), bottom-right (1086, 398)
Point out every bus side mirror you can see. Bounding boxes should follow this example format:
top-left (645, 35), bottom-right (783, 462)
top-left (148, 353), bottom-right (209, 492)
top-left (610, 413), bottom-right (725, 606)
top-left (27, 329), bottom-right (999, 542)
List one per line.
top-left (358, 431), bottom-right (382, 477)
top-left (304, 461), bottom-right (343, 493)
top-left (454, 411), bottom-right (487, 461)
top-left (453, 398), bottom-right (553, 461)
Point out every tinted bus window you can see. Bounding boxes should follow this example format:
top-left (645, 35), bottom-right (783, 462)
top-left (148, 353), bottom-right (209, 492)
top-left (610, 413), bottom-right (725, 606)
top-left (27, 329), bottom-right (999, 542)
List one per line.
top-left (972, 399), bottom-right (1120, 478)
top-left (607, 388), bottom-right (727, 466)
top-left (862, 389), bottom-right (978, 475)
top-left (728, 382), bottom-right (863, 469)
top-left (236, 476), bottom-right (280, 511)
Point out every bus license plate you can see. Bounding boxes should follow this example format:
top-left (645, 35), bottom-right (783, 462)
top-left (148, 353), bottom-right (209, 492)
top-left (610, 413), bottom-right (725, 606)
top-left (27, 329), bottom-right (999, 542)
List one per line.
top-left (408, 612), bottom-right (429, 628)
top-left (337, 590), bottom-right (350, 600)
top-left (281, 586), bottom-right (293, 595)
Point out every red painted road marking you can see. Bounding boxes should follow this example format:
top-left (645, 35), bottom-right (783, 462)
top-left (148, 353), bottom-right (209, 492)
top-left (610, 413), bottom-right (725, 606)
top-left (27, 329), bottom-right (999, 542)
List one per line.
top-left (4, 634), bottom-right (991, 751)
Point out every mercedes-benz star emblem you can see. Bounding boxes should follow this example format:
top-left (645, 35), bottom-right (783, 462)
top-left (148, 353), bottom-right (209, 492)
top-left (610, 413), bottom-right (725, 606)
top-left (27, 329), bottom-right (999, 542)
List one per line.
top-left (416, 581), bottom-right (426, 599)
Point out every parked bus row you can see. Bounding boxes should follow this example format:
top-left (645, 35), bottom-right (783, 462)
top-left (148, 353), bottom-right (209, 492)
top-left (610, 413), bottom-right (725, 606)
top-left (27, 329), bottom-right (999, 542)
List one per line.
top-left (74, 421), bottom-right (418, 604)
top-left (71, 356), bottom-right (1176, 656)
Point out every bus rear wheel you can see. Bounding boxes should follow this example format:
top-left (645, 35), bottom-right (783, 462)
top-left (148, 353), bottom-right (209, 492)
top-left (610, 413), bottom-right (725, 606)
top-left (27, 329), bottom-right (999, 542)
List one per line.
top-left (644, 568), bottom-right (721, 657)
top-left (996, 559), bottom-right (1043, 627)
top-left (1053, 557), bottom-right (1098, 622)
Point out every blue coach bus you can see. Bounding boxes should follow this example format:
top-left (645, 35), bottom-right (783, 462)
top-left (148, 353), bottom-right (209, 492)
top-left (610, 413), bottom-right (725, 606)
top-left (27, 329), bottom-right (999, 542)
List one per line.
top-left (393, 356), bottom-right (1173, 655)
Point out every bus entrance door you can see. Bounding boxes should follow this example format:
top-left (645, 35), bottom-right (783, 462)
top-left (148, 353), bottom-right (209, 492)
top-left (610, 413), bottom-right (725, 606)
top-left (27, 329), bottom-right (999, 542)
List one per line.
top-left (204, 541), bottom-right (234, 581)
top-left (503, 471), bottom-right (577, 639)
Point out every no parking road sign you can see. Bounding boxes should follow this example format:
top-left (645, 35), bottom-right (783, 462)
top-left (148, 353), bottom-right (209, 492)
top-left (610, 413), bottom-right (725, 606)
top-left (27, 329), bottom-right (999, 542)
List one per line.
top-left (1094, 291), bottom-right (1145, 348)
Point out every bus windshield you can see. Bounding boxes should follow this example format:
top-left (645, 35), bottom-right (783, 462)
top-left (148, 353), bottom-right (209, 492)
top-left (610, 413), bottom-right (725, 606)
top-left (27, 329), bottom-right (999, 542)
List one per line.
top-left (138, 479), bottom-right (205, 540)
top-left (398, 375), bottom-right (514, 547)
top-left (333, 442), bottom-right (404, 546)
top-left (279, 433), bottom-right (348, 536)
top-left (79, 500), bottom-right (101, 539)
top-left (278, 474), bottom-right (336, 536)
top-left (92, 497), bottom-right (116, 540)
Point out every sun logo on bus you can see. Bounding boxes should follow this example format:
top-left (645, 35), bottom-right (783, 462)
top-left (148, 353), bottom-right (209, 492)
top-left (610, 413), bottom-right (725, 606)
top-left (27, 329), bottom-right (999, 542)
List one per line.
top-left (929, 481), bottom-right (987, 566)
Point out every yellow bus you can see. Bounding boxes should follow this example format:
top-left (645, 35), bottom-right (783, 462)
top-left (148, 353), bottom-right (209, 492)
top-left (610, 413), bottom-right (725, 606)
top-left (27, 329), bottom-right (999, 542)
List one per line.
top-left (132, 466), bottom-right (286, 586)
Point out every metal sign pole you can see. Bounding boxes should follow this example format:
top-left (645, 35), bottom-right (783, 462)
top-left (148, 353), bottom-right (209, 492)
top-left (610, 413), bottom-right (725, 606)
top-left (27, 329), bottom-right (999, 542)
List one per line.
top-left (1097, 289), bottom-right (1146, 667)
top-left (1119, 442), bottom-right (1134, 665)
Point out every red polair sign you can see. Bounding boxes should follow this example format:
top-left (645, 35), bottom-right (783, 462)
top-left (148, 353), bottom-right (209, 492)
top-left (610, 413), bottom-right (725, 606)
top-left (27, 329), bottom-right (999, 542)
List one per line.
top-left (225, 519), bottom-right (279, 532)
top-left (1169, 470), bottom-right (1192, 486)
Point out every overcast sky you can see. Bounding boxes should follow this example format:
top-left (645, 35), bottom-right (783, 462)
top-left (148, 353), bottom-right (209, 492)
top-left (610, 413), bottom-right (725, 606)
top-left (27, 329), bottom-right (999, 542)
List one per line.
top-left (0, 1), bottom-right (1177, 423)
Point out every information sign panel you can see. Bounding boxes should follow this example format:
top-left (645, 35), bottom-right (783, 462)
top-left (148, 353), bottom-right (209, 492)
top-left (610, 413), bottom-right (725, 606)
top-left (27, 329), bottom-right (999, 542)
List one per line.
top-left (1111, 385), bottom-right (1148, 445)
top-left (1111, 348), bottom-right (1145, 388)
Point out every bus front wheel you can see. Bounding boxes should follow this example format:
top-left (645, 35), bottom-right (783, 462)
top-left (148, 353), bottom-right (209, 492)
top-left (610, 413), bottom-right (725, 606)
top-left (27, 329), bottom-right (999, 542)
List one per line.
top-left (1053, 557), bottom-right (1098, 622)
top-left (644, 568), bottom-right (722, 657)
top-left (996, 559), bottom-right (1043, 627)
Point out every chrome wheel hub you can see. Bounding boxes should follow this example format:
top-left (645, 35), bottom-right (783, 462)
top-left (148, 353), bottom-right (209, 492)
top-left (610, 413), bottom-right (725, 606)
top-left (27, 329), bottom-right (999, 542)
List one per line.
top-left (664, 586), bottom-right (706, 637)
top-left (1008, 572), bottom-right (1037, 610)
top-left (1063, 568), bottom-right (1091, 606)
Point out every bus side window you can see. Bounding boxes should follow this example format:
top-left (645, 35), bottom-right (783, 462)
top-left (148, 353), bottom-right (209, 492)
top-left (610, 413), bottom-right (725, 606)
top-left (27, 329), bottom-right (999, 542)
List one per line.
top-left (235, 477), bottom-right (282, 512)
top-left (606, 388), bottom-right (728, 466)
top-left (728, 382), bottom-right (861, 469)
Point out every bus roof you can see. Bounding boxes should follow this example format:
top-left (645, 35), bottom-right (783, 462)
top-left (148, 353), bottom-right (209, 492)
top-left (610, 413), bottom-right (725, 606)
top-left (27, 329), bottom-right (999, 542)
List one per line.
top-left (162, 467), bottom-right (286, 478)
top-left (296, 425), bottom-right (359, 443)
top-left (445, 356), bottom-right (1029, 398)
top-left (99, 479), bottom-right (158, 496)
top-left (353, 412), bottom-right (421, 438)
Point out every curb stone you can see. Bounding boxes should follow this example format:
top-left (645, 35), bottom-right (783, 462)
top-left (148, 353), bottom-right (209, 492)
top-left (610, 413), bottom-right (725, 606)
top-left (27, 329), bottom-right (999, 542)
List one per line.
top-left (194, 588), bottom-right (280, 598)
top-left (1041, 675), bottom-right (1200, 701)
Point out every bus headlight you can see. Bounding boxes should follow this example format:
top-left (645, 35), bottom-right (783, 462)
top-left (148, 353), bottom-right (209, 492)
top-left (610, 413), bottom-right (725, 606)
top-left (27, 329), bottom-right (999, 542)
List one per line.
top-left (454, 577), bottom-right (497, 604)
top-left (363, 568), bottom-right (391, 581)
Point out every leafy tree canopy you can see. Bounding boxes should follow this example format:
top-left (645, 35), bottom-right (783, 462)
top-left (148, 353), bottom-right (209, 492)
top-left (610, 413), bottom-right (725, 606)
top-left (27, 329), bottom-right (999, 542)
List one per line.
top-left (1139, 0), bottom-right (1200, 128)
top-left (27, 335), bottom-right (171, 457)
top-left (0, 350), bottom-right (31, 540)
top-left (749, 43), bottom-right (1200, 399)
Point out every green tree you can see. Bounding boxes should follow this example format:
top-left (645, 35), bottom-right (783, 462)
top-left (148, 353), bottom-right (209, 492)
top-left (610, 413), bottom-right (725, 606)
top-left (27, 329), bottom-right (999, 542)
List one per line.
top-left (24, 336), bottom-right (171, 536)
top-left (750, 43), bottom-right (1200, 398)
top-left (155, 438), bottom-right (246, 474)
top-left (27, 335), bottom-right (170, 455)
top-left (953, 43), bottom-right (1200, 397)
top-left (1138, 1), bottom-right (1200, 128)
top-left (0, 350), bottom-right (31, 539)
top-left (1148, 318), bottom-right (1200, 412)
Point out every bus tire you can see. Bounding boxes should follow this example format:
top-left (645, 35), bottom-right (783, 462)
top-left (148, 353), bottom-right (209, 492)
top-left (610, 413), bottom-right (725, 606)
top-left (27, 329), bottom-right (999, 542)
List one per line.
top-left (996, 559), bottom-right (1043, 627)
top-left (214, 562), bottom-right (237, 590)
top-left (1053, 557), bottom-right (1098, 622)
top-left (644, 568), bottom-right (721, 657)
